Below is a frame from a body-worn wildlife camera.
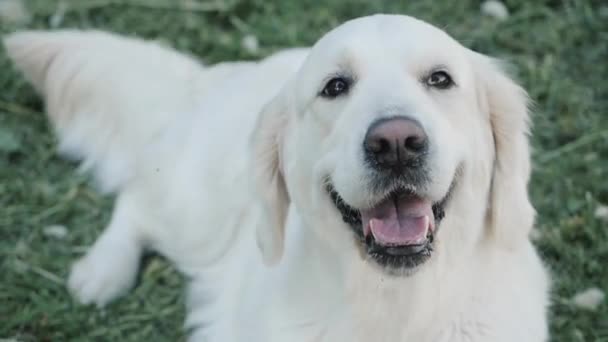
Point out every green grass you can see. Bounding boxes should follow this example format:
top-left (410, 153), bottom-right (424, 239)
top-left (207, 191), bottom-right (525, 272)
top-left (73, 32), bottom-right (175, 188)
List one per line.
top-left (1, 0), bottom-right (607, 340)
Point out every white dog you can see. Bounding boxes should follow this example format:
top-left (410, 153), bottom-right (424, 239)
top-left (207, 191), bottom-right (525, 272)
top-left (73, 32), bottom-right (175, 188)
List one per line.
top-left (4, 14), bottom-right (550, 341)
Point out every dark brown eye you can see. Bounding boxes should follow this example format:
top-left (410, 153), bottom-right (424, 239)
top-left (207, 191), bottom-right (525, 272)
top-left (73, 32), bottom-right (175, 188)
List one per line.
top-left (321, 77), bottom-right (350, 98)
top-left (426, 70), bottom-right (453, 89)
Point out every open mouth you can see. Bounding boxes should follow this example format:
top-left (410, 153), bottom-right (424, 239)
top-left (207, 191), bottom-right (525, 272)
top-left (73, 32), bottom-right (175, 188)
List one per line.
top-left (327, 182), bottom-right (451, 273)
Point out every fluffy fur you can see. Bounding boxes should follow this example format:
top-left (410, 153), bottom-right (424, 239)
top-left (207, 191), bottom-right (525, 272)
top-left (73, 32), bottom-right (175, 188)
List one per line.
top-left (4, 14), bottom-right (549, 341)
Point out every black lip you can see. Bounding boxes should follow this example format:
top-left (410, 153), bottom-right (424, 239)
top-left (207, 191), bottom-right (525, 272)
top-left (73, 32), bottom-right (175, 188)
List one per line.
top-left (326, 181), bottom-right (453, 272)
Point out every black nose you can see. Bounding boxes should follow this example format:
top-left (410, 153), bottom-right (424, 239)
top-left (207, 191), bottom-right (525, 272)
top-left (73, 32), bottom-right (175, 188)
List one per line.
top-left (363, 117), bottom-right (428, 172)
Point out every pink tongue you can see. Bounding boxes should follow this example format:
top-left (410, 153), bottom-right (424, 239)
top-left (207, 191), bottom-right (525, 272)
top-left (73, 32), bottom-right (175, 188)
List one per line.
top-left (361, 196), bottom-right (434, 246)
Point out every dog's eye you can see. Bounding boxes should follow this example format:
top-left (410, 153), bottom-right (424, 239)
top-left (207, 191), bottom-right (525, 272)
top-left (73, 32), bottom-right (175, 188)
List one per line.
top-left (426, 71), bottom-right (453, 89)
top-left (321, 77), bottom-right (350, 98)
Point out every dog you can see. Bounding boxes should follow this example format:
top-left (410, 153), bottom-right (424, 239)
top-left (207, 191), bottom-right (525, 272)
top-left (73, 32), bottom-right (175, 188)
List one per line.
top-left (4, 14), bottom-right (550, 341)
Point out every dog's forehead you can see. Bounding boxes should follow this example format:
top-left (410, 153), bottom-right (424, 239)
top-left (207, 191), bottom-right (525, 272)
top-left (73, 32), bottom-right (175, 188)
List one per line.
top-left (310, 15), bottom-right (459, 60)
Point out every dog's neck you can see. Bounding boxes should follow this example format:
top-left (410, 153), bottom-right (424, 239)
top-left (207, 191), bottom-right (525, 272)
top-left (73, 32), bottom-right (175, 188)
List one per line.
top-left (278, 216), bottom-right (472, 340)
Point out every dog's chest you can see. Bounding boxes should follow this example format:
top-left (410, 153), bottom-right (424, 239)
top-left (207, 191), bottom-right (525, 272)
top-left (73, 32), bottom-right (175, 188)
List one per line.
top-left (261, 298), bottom-right (500, 342)
top-left (307, 319), bottom-right (497, 342)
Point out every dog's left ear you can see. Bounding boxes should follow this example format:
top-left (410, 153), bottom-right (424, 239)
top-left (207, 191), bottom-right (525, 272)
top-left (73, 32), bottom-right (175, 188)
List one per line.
top-left (250, 84), bottom-right (293, 265)
top-left (474, 53), bottom-right (536, 248)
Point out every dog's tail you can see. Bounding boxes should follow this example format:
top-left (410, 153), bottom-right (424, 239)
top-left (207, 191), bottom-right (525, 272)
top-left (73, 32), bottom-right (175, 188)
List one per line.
top-left (3, 30), bottom-right (206, 192)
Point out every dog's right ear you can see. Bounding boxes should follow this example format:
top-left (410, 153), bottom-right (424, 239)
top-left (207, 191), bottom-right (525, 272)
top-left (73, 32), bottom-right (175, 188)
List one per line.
top-left (251, 84), bottom-right (294, 266)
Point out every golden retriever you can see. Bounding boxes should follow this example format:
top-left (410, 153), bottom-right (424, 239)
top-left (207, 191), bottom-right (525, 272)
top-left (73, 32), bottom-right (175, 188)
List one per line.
top-left (4, 14), bottom-right (550, 341)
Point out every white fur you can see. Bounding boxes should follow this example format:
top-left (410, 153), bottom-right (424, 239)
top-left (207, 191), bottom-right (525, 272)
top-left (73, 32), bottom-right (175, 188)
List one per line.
top-left (4, 14), bottom-right (550, 341)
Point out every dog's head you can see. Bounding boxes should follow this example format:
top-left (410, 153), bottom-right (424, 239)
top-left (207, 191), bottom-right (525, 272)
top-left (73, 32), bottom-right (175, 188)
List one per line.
top-left (252, 14), bottom-right (534, 275)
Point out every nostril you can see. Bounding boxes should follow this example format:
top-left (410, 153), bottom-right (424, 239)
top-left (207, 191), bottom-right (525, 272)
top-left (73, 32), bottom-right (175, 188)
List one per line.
top-left (366, 137), bottom-right (391, 155)
top-left (404, 135), bottom-right (426, 152)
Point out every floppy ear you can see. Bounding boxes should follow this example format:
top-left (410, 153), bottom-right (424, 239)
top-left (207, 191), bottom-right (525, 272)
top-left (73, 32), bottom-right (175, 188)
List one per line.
top-left (250, 86), bottom-right (293, 265)
top-left (475, 54), bottom-right (536, 248)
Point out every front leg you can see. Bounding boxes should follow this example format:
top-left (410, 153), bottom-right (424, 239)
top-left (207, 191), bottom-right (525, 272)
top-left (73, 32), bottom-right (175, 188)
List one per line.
top-left (68, 191), bottom-right (144, 307)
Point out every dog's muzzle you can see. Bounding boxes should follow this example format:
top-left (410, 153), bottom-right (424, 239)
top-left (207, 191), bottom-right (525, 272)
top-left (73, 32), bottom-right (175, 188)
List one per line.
top-left (327, 116), bottom-right (454, 274)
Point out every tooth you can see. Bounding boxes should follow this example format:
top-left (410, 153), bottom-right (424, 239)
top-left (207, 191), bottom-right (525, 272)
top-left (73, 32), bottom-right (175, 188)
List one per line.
top-left (417, 216), bottom-right (430, 243)
top-left (365, 220), bottom-right (373, 237)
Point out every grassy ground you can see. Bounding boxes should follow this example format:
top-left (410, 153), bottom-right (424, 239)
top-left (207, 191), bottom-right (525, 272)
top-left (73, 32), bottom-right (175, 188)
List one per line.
top-left (1, 0), bottom-right (606, 341)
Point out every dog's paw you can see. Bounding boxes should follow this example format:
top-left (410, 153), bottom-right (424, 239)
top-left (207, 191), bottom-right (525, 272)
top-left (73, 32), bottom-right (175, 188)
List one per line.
top-left (68, 240), bottom-right (140, 307)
